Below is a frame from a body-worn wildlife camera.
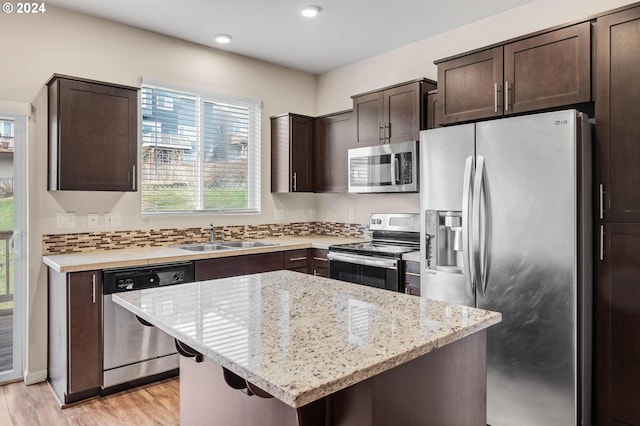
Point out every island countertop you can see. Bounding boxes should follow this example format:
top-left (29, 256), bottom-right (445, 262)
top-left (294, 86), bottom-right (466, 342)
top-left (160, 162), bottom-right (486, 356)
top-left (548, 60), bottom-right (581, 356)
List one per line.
top-left (113, 270), bottom-right (501, 408)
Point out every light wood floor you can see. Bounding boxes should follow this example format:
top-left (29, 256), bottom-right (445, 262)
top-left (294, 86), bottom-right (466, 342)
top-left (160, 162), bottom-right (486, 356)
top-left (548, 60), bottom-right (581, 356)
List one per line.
top-left (0, 378), bottom-right (179, 425)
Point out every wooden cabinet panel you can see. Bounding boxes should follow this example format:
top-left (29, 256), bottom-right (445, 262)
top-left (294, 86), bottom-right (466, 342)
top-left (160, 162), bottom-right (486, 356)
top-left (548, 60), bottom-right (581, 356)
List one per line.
top-left (48, 75), bottom-right (138, 191)
top-left (384, 82), bottom-right (423, 144)
top-left (311, 249), bottom-right (329, 277)
top-left (314, 110), bottom-right (353, 193)
top-left (426, 90), bottom-right (439, 129)
top-left (352, 79), bottom-right (436, 145)
top-left (353, 92), bottom-right (383, 145)
top-left (270, 113), bottom-right (314, 193)
top-left (284, 249), bottom-right (309, 273)
top-left (67, 271), bottom-right (102, 396)
top-left (404, 260), bottom-right (420, 296)
top-left (597, 222), bottom-right (640, 425)
top-left (504, 22), bottom-right (591, 114)
top-left (196, 252), bottom-right (285, 281)
top-left (437, 47), bottom-right (504, 124)
top-left (596, 7), bottom-right (640, 222)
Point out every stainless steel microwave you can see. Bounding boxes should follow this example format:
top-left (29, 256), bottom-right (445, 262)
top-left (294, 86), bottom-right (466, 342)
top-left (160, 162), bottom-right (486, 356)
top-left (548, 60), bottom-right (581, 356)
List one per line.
top-left (348, 140), bottom-right (419, 193)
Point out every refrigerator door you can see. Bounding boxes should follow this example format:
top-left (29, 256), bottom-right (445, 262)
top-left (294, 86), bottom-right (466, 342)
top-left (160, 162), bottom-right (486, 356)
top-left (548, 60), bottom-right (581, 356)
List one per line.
top-left (475, 110), bottom-right (580, 426)
top-left (419, 124), bottom-right (475, 306)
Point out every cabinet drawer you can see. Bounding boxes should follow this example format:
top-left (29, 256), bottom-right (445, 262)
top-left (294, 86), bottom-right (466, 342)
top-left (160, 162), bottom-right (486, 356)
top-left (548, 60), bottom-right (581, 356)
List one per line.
top-left (285, 249), bottom-right (309, 271)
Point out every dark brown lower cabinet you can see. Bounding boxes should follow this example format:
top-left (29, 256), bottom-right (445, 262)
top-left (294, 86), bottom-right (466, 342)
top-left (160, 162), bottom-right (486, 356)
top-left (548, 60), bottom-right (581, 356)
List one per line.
top-left (196, 252), bottom-right (285, 281)
top-left (311, 249), bottom-right (329, 278)
top-left (404, 260), bottom-right (420, 296)
top-left (284, 249), bottom-right (310, 274)
top-left (597, 222), bottom-right (640, 425)
top-left (48, 269), bottom-right (102, 405)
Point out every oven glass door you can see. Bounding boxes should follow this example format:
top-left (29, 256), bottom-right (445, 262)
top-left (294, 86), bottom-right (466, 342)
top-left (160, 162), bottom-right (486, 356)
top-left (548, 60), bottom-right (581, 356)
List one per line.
top-left (328, 252), bottom-right (401, 292)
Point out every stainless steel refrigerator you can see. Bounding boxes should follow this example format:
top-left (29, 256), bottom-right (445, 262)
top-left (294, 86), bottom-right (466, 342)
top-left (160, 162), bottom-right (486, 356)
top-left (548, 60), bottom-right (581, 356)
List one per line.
top-left (419, 109), bottom-right (592, 425)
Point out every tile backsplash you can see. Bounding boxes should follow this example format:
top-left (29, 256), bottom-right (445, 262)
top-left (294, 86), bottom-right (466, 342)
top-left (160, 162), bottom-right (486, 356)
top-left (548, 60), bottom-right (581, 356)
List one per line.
top-left (42, 222), bottom-right (369, 255)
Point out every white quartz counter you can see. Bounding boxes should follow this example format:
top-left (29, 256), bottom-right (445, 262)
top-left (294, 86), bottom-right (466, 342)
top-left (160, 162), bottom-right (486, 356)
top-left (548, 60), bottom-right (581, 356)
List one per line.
top-left (113, 270), bottom-right (501, 408)
top-left (42, 236), bottom-right (367, 273)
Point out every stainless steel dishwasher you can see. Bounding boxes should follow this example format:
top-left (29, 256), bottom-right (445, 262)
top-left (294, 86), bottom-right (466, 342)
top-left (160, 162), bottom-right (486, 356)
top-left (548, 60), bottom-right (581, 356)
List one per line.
top-left (102, 262), bottom-right (194, 392)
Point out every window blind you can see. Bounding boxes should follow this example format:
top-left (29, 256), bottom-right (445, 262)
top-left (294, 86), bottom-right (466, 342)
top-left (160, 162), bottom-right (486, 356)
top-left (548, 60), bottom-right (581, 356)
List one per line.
top-left (140, 81), bottom-right (261, 214)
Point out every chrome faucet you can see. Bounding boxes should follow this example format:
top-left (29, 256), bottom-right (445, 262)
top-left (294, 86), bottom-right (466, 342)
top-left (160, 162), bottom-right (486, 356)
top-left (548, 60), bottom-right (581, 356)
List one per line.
top-left (209, 223), bottom-right (216, 243)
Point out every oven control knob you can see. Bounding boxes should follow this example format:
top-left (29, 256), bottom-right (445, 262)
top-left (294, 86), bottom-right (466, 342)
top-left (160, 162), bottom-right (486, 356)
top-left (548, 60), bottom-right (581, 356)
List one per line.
top-left (173, 272), bottom-right (181, 281)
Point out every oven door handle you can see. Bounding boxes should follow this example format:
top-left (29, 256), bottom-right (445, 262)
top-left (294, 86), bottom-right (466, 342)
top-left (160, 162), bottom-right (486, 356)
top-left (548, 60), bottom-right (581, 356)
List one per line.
top-left (328, 252), bottom-right (398, 270)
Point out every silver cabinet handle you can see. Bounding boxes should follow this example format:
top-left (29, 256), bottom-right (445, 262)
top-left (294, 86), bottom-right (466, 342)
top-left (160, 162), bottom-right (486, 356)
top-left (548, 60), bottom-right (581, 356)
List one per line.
top-left (504, 81), bottom-right (510, 112)
top-left (92, 273), bottom-right (96, 304)
top-left (379, 123), bottom-right (384, 144)
top-left (405, 272), bottom-right (420, 277)
top-left (462, 156), bottom-right (475, 298)
top-left (599, 184), bottom-right (604, 220)
top-left (313, 257), bottom-right (328, 262)
top-left (132, 165), bottom-right (136, 191)
top-left (494, 83), bottom-right (498, 113)
top-left (385, 123), bottom-right (390, 142)
top-left (288, 257), bottom-right (307, 262)
top-left (600, 225), bottom-right (605, 261)
top-left (292, 172), bottom-right (297, 192)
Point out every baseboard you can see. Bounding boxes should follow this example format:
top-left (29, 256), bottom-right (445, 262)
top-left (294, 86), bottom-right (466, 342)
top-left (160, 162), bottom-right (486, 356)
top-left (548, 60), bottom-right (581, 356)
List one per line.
top-left (24, 369), bottom-right (47, 385)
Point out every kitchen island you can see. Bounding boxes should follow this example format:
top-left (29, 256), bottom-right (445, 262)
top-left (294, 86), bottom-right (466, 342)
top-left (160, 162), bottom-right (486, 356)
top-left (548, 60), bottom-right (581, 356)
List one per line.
top-left (113, 270), bottom-right (501, 426)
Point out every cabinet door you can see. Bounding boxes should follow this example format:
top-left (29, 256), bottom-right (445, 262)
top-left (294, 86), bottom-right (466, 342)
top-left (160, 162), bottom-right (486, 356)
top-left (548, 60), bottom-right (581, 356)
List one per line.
top-left (437, 47), bottom-right (503, 124)
top-left (596, 223), bottom-right (640, 425)
top-left (50, 77), bottom-right (138, 191)
top-left (353, 91), bottom-right (384, 145)
top-left (311, 249), bottom-right (329, 277)
top-left (404, 261), bottom-right (420, 296)
top-left (383, 82), bottom-right (422, 144)
top-left (504, 22), bottom-right (591, 114)
top-left (271, 115), bottom-right (291, 193)
top-left (67, 271), bottom-right (102, 395)
top-left (426, 91), bottom-right (439, 129)
top-left (314, 111), bottom-right (353, 193)
top-left (195, 252), bottom-right (285, 280)
top-left (596, 7), bottom-right (640, 222)
top-left (284, 249), bottom-right (309, 273)
top-left (290, 115), bottom-right (314, 192)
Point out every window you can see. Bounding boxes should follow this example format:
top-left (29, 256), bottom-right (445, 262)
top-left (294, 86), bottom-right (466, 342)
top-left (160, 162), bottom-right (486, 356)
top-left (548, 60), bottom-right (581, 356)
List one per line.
top-left (140, 81), bottom-right (261, 214)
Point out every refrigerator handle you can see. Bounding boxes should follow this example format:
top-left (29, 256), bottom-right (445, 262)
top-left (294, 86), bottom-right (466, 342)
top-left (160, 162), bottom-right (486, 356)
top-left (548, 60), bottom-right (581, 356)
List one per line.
top-left (472, 155), bottom-right (487, 296)
top-left (462, 156), bottom-right (475, 297)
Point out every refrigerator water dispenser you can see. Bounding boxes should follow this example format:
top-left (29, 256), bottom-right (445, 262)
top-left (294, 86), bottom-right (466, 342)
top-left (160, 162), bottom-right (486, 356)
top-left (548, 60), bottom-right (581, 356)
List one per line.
top-left (425, 210), bottom-right (464, 273)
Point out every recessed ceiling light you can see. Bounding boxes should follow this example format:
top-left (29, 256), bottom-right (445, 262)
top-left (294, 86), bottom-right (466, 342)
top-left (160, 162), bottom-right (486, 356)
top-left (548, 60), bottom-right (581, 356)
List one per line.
top-left (214, 34), bottom-right (232, 44)
top-left (301, 5), bottom-right (321, 18)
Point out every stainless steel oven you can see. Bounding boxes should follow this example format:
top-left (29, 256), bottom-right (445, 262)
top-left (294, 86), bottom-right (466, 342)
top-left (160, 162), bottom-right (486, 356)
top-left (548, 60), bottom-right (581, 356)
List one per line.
top-left (329, 213), bottom-right (420, 292)
top-left (328, 251), bottom-right (401, 291)
top-left (102, 262), bottom-right (194, 392)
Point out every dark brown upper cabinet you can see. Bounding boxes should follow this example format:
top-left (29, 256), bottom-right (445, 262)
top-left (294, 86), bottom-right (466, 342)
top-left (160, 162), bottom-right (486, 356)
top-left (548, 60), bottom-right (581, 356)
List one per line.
top-left (352, 79), bottom-right (436, 145)
top-left (595, 5), bottom-right (640, 223)
top-left (47, 75), bottom-right (138, 191)
top-left (314, 110), bottom-right (353, 193)
top-left (436, 22), bottom-right (591, 125)
top-left (271, 113), bottom-right (314, 193)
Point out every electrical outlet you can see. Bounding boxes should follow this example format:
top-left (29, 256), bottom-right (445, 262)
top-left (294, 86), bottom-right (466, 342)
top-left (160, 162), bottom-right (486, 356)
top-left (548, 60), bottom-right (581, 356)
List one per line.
top-left (56, 212), bottom-right (76, 228)
top-left (274, 209), bottom-right (284, 221)
top-left (348, 208), bottom-right (355, 221)
top-left (87, 213), bottom-right (98, 229)
top-left (104, 212), bottom-right (121, 228)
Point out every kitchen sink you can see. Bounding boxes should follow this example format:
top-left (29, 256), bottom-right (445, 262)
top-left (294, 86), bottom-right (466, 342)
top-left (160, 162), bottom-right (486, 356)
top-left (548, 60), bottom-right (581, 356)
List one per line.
top-left (174, 243), bottom-right (233, 252)
top-left (174, 241), bottom-right (278, 252)
top-left (220, 241), bottom-right (279, 248)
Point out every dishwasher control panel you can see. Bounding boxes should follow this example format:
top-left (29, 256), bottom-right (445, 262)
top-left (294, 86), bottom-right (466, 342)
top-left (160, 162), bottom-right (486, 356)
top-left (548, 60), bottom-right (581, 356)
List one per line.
top-left (103, 262), bottom-right (195, 294)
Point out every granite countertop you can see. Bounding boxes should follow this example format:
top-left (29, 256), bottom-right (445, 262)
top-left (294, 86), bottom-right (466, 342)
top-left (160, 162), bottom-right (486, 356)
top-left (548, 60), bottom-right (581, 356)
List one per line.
top-left (43, 235), bottom-right (367, 273)
top-left (113, 270), bottom-right (501, 408)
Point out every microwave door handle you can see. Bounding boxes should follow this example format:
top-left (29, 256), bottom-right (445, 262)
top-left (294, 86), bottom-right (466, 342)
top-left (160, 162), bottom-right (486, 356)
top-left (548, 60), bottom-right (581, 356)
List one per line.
top-left (393, 154), bottom-right (400, 185)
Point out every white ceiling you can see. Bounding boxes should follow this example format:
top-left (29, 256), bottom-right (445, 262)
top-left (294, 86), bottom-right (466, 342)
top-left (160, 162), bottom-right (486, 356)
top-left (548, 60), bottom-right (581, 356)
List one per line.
top-left (47, 0), bottom-right (534, 75)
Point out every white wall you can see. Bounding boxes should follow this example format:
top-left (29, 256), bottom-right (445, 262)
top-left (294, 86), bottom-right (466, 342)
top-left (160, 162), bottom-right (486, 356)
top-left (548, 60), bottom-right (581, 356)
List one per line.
top-left (315, 0), bottom-right (637, 224)
top-left (2, 6), bottom-right (319, 382)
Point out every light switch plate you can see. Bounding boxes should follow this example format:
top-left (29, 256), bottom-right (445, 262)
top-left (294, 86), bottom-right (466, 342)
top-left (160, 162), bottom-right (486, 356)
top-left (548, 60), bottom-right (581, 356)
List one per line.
top-left (56, 212), bottom-right (76, 228)
top-left (274, 209), bottom-right (284, 221)
top-left (348, 208), bottom-right (355, 221)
